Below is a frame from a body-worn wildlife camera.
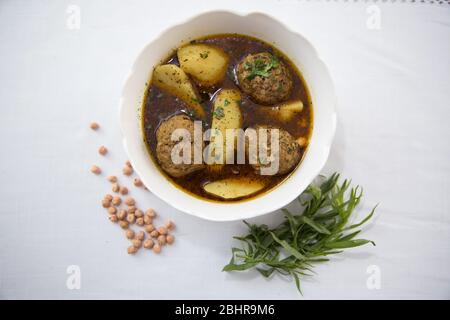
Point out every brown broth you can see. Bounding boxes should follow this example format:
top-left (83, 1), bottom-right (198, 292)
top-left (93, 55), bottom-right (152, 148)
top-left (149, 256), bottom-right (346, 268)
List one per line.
top-left (142, 34), bottom-right (313, 202)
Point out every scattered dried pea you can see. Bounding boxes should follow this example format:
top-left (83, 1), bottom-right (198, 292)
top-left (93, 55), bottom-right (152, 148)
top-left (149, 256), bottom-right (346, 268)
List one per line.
top-left (143, 239), bottom-right (154, 249)
top-left (117, 209), bottom-right (127, 220)
top-left (91, 165), bottom-right (101, 175)
top-left (136, 217), bottom-right (144, 226)
top-left (108, 206), bottom-right (117, 215)
top-left (125, 197), bottom-right (135, 206)
top-left (152, 244), bottom-right (161, 254)
top-left (119, 186), bottom-right (128, 195)
top-left (112, 183), bottom-right (120, 193)
top-left (157, 235), bottom-right (166, 246)
top-left (90, 122), bottom-right (99, 130)
top-left (126, 229), bottom-right (135, 239)
top-left (112, 196), bottom-right (121, 206)
top-left (166, 234), bottom-right (175, 245)
top-left (133, 178), bottom-right (143, 187)
top-left (126, 213), bottom-right (136, 224)
top-left (127, 246), bottom-right (137, 254)
top-left (98, 146), bottom-right (108, 155)
top-left (136, 231), bottom-right (145, 241)
top-left (119, 221), bottom-right (129, 229)
top-left (132, 239), bottom-right (142, 248)
top-left (123, 166), bottom-right (133, 176)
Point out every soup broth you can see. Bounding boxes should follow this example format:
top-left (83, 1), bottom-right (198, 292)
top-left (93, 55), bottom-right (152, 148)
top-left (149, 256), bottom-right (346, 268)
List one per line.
top-left (142, 34), bottom-right (313, 202)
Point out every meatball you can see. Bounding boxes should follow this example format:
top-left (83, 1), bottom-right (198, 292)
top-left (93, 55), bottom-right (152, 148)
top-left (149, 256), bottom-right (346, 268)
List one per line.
top-left (246, 125), bottom-right (301, 176)
top-left (155, 114), bottom-right (205, 177)
top-left (236, 52), bottom-right (293, 105)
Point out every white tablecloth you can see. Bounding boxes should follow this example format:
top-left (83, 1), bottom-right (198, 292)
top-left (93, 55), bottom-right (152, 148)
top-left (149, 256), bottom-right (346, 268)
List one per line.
top-left (0, 0), bottom-right (449, 299)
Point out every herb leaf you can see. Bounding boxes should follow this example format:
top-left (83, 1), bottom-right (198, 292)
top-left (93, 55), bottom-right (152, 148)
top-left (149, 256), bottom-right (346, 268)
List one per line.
top-left (222, 173), bottom-right (377, 294)
top-left (244, 54), bottom-right (280, 80)
top-left (213, 106), bottom-right (225, 119)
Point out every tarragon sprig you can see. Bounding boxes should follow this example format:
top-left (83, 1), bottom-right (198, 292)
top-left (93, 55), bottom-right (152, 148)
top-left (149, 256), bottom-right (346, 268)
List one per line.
top-left (222, 173), bottom-right (377, 294)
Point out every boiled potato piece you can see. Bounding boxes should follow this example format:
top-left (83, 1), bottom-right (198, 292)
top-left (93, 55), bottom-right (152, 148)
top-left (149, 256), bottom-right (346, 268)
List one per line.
top-left (178, 44), bottom-right (228, 86)
top-left (203, 178), bottom-right (265, 200)
top-left (207, 89), bottom-right (242, 168)
top-left (152, 64), bottom-right (205, 119)
top-left (271, 100), bottom-right (304, 121)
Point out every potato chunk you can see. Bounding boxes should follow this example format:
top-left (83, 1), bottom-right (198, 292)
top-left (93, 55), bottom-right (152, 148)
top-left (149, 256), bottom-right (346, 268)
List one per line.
top-left (152, 64), bottom-right (205, 118)
top-left (203, 178), bottom-right (265, 200)
top-left (270, 100), bottom-right (304, 121)
top-left (178, 44), bottom-right (228, 87)
top-left (206, 89), bottom-right (242, 169)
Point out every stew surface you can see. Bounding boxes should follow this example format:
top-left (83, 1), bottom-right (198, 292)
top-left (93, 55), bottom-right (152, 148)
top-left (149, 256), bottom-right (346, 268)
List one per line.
top-left (142, 34), bottom-right (313, 202)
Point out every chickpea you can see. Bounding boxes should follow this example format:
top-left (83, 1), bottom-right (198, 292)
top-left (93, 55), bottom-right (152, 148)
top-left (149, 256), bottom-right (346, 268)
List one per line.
top-left (166, 234), bottom-right (175, 245)
top-left (150, 230), bottom-right (159, 238)
top-left (152, 244), bottom-right (161, 254)
top-left (125, 160), bottom-right (132, 168)
top-left (123, 166), bottom-right (133, 176)
top-left (158, 226), bottom-right (168, 235)
top-left (133, 178), bottom-right (143, 187)
top-left (145, 224), bottom-right (155, 233)
top-left (112, 196), bottom-right (121, 206)
top-left (143, 239), bottom-right (154, 249)
top-left (98, 146), bottom-right (108, 155)
top-left (127, 206), bottom-right (136, 214)
top-left (145, 209), bottom-right (156, 218)
top-left (112, 183), bottom-right (120, 193)
top-left (132, 239), bottom-right (142, 248)
top-left (136, 217), bottom-right (144, 226)
top-left (157, 235), bottom-right (166, 246)
top-left (126, 213), bottom-right (135, 224)
top-left (165, 220), bottom-right (175, 230)
top-left (135, 210), bottom-right (143, 218)
top-left (109, 214), bottom-right (118, 223)
top-left (136, 231), bottom-right (145, 241)
top-left (119, 186), bottom-right (128, 195)
top-left (90, 122), bottom-right (99, 130)
top-left (90, 165), bottom-right (101, 175)
top-left (102, 199), bottom-right (111, 208)
top-left (108, 206), bottom-right (117, 215)
top-left (125, 197), bottom-right (135, 206)
top-left (117, 209), bottom-right (127, 220)
top-left (144, 215), bottom-right (153, 225)
top-left (104, 194), bottom-right (113, 201)
top-left (119, 221), bottom-right (129, 229)
top-left (125, 229), bottom-right (135, 239)
top-left (107, 176), bottom-right (117, 183)
top-left (127, 246), bottom-right (137, 254)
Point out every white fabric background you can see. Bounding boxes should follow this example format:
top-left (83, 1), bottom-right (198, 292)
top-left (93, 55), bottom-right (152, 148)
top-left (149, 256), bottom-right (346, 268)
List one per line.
top-left (0, 0), bottom-right (449, 299)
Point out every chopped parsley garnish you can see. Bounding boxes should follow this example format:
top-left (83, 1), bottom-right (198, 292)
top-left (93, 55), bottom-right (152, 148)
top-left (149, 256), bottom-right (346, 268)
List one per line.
top-left (244, 54), bottom-right (280, 80)
top-left (224, 99), bottom-right (230, 106)
top-left (200, 51), bottom-right (210, 59)
top-left (191, 97), bottom-right (200, 104)
top-left (213, 106), bottom-right (225, 119)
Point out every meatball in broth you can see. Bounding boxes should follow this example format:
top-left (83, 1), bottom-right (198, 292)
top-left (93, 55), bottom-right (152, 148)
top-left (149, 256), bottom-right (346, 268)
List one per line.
top-left (246, 126), bottom-right (301, 176)
top-left (236, 52), bottom-right (293, 105)
top-left (156, 114), bottom-right (204, 178)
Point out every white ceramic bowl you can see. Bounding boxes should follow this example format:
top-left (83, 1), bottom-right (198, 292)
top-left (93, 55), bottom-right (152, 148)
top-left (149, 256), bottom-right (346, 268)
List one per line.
top-left (120, 11), bottom-right (336, 221)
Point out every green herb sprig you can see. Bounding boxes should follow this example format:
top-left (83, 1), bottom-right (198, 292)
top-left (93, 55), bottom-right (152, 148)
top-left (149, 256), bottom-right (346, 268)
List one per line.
top-left (245, 54), bottom-right (280, 80)
top-left (223, 173), bottom-right (376, 294)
